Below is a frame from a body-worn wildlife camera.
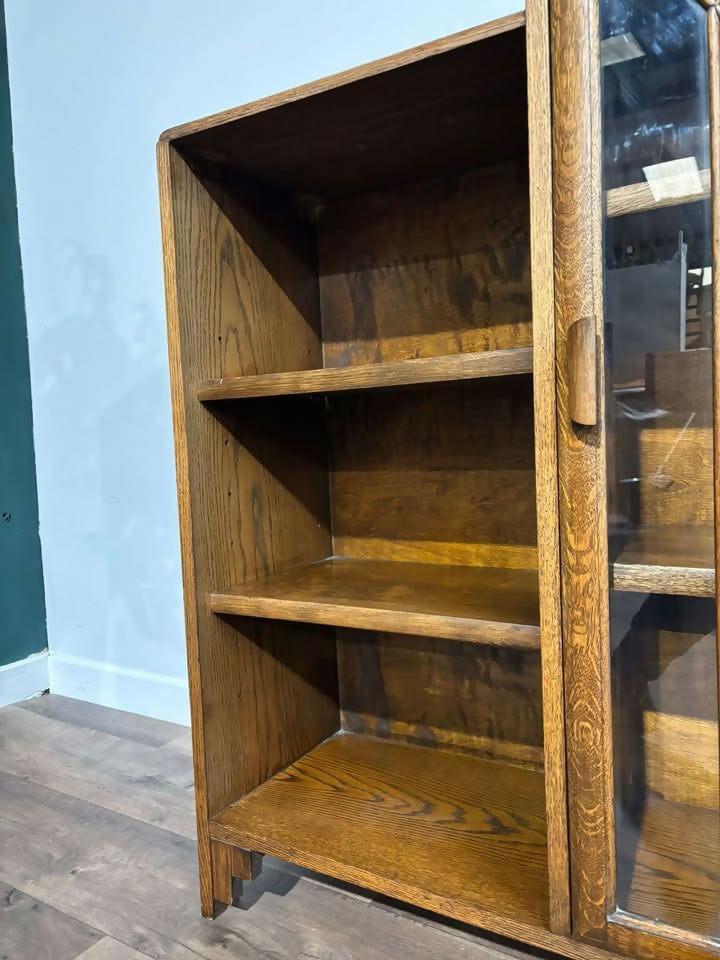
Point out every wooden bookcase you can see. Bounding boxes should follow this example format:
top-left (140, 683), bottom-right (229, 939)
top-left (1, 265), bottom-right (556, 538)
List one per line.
top-left (157, 2), bottom-right (720, 959)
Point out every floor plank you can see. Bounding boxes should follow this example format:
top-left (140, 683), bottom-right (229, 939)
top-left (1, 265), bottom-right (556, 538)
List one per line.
top-left (164, 729), bottom-right (193, 757)
top-left (0, 880), bottom-right (102, 960)
top-left (0, 694), bottom-right (546, 960)
top-left (0, 769), bottom-right (517, 960)
top-left (0, 705), bottom-right (196, 838)
top-left (16, 695), bottom-right (186, 748)
top-left (74, 938), bottom-right (153, 960)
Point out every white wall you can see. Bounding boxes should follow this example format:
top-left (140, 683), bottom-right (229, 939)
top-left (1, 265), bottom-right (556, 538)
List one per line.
top-left (4, 0), bottom-right (523, 724)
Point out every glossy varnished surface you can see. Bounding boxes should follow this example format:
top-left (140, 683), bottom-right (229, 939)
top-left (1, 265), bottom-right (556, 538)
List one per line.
top-left (550, 0), bottom-right (613, 939)
top-left (318, 163), bottom-right (532, 365)
top-left (612, 526), bottom-right (715, 597)
top-left (211, 558), bottom-right (541, 648)
top-left (337, 630), bottom-right (544, 767)
top-left (209, 733), bottom-right (549, 932)
top-left (329, 378), bottom-right (538, 568)
top-left (197, 348), bottom-right (533, 400)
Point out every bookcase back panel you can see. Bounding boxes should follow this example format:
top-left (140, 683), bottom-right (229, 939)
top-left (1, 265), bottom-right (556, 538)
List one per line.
top-left (337, 629), bottom-right (543, 768)
top-left (318, 162), bottom-right (532, 366)
top-left (328, 377), bottom-right (538, 567)
top-left (612, 594), bottom-right (718, 812)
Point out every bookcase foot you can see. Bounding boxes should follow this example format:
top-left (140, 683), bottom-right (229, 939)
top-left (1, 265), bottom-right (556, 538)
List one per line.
top-left (210, 838), bottom-right (263, 913)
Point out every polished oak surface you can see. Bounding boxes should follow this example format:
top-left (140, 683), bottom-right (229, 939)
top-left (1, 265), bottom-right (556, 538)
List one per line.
top-left (197, 348), bottom-right (533, 401)
top-left (612, 526), bottom-right (715, 597)
top-left (209, 733), bottom-right (549, 932)
top-left (211, 557), bottom-right (541, 648)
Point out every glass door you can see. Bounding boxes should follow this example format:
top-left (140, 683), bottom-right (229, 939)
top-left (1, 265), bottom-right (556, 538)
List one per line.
top-left (601, 0), bottom-right (718, 941)
top-left (551, 0), bottom-right (720, 951)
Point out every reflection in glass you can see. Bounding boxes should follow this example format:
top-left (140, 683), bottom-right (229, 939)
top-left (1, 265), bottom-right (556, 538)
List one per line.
top-left (600, 0), bottom-right (718, 937)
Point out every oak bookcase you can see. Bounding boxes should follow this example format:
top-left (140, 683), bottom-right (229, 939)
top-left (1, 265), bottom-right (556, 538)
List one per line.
top-left (158, 2), bottom-right (720, 959)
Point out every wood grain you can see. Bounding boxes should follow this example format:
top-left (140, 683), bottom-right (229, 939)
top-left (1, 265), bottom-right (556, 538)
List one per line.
top-left (158, 143), bottom-right (339, 915)
top-left (16, 693), bottom-right (187, 749)
top-left (210, 733), bottom-right (550, 934)
top-left (645, 349), bottom-right (712, 424)
top-left (1, 761), bottom-right (543, 960)
top-left (318, 164), bottom-right (532, 365)
top-left (567, 317), bottom-right (597, 427)
top-left (616, 795), bottom-right (720, 939)
top-left (643, 711), bottom-right (718, 809)
top-left (210, 839), bottom-right (235, 908)
top-left (611, 593), bottom-right (718, 842)
top-left (211, 558), bottom-right (540, 648)
top-left (638, 428), bottom-right (713, 527)
top-left (550, 0), bottom-right (613, 940)
top-left (337, 629), bottom-right (543, 767)
top-left (526, 0), bottom-right (571, 934)
top-left (329, 378), bottom-right (537, 567)
top-left (162, 19), bottom-right (528, 198)
top-left (609, 915), bottom-right (720, 960)
top-left (612, 525), bottom-right (715, 596)
top-left (607, 169), bottom-right (711, 220)
top-left (0, 881), bottom-right (102, 960)
top-left (197, 348), bottom-right (533, 400)
top-left (0, 704), bottom-right (196, 839)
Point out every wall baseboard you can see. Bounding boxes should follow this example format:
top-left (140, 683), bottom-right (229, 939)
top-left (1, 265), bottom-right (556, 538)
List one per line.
top-left (49, 653), bottom-right (190, 725)
top-left (0, 651), bottom-right (49, 707)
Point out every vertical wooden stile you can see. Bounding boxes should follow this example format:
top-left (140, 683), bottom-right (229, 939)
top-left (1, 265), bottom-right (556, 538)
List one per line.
top-left (527, 0), bottom-right (571, 936)
top-left (549, 0), bottom-right (614, 941)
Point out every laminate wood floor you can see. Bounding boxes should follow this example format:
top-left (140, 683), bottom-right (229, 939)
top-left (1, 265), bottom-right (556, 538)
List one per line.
top-left (0, 694), bottom-right (550, 960)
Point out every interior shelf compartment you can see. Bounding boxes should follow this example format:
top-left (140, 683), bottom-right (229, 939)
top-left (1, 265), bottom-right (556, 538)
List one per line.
top-left (617, 794), bottom-right (720, 939)
top-left (197, 347), bottom-right (533, 401)
top-left (611, 525), bottom-right (714, 597)
top-left (606, 168), bottom-right (711, 220)
top-left (211, 557), bottom-right (540, 648)
top-left (208, 731), bottom-right (549, 933)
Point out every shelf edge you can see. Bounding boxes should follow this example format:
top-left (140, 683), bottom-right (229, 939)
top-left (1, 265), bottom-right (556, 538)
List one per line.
top-left (209, 591), bottom-right (541, 648)
top-left (612, 563), bottom-right (715, 598)
top-left (197, 347), bottom-right (534, 401)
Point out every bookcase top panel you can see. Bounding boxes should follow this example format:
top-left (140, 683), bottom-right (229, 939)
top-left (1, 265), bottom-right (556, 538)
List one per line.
top-left (160, 13), bottom-right (527, 197)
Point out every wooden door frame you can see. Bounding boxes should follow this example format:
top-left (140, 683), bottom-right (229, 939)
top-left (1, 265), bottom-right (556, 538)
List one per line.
top-left (551, 0), bottom-right (720, 953)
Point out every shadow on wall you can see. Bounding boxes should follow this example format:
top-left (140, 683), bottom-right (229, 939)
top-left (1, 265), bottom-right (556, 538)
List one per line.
top-left (34, 241), bottom-right (187, 713)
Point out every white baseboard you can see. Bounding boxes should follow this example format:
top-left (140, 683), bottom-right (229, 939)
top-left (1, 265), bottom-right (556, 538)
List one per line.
top-left (0, 651), bottom-right (49, 707)
top-left (49, 652), bottom-right (190, 725)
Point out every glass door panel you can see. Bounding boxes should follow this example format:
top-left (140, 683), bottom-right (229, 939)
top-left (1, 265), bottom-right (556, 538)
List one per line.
top-left (600, 0), bottom-right (718, 937)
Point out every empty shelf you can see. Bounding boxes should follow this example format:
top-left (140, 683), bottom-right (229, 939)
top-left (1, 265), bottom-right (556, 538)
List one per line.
top-left (210, 557), bottom-right (541, 648)
top-left (197, 348), bottom-right (533, 401)
top-left (209, 732), bottom-right (549, 932)
top-left (612, 526), bottom-right (715, 597)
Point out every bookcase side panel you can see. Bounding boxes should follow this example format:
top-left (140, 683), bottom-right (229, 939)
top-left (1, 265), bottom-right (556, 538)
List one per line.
top-left (159, 144), bottom-right (339, 908)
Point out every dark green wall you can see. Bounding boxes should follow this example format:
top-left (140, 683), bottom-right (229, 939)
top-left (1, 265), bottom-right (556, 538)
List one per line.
top-left (0, 0), bottom-right (46, 667)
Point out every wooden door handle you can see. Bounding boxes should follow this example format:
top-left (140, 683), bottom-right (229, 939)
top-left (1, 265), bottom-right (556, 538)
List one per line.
top-left (567, 317), bottom-right (597, 427)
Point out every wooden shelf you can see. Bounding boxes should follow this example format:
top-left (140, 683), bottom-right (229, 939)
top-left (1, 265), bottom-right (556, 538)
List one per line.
top-left (611, 526), bottom-right (715, 597)
top-left (209, 732), bottom-right (549, 932)
top-left (210, 557), bottom-right (540, 648)
top-left (197, 348), bottom-right (533, 401)
top-left (618, 795), bottom-right (720, 939)
top-left (607, 169), bottom-right (711, 220)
